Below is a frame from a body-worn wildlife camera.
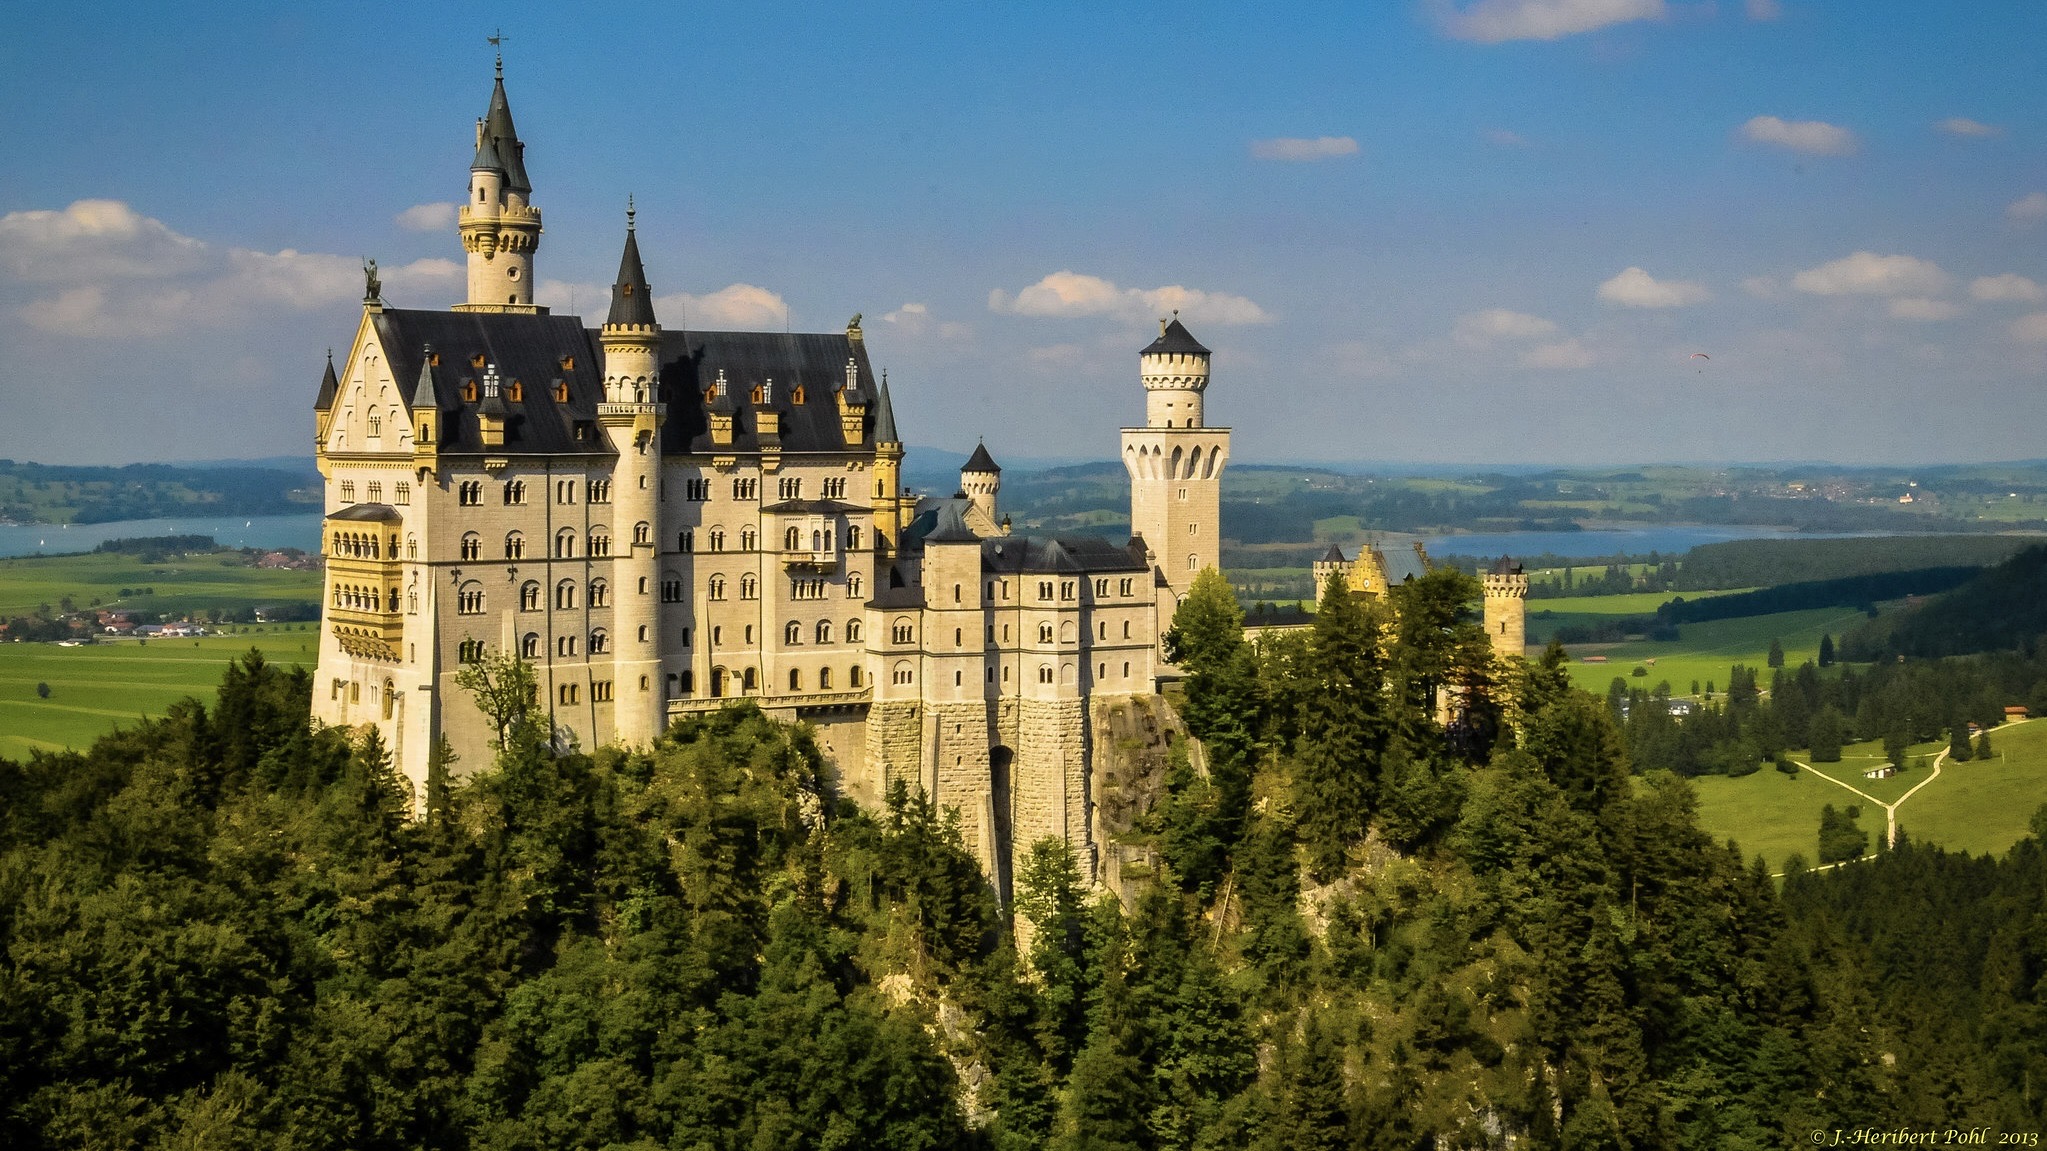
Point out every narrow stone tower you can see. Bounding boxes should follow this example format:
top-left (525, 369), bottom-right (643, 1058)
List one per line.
top-left (1121, 316), bottom-right (1230, 607)
top-left (455, 56), bottom-right (544, 313)
top-left (961, 441), bottom-right (1001, 527)
top-left (1482, 556), bottom-right (1528, 659)
top-left (600, 205), bottom-right (666, 745)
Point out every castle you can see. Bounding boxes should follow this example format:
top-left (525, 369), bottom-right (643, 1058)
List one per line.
top-left (309, 63), bottom-right (1229, 892)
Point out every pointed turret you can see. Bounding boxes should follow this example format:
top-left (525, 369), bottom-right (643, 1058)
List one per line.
top-left (456, 58), bottom-right (544, 313)
top-left (874, 371), bottom-right (901, 445)
top-left (963, 441), bottom-right (1000, 475)
top-left (409, 346), bottom-right (439, 410)
top-left (606, 205), bottom-right (658, 329)
top-left (961, 440), bottom-right (1001, 528)
top-left (314, 350), bottom-right (339, 411)
top-left (472, 60), bottom-right (532, 193)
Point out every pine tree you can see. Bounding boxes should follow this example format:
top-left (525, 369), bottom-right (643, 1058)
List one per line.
top-left (1293, 571), bottom-right (1388, 881)
top-left (1818, 632), bottom-right (1836, 667)
top-left (1768, 637), bottom-right (1785, 668)
top-left (1949, 725), bottom-right (1974, 762)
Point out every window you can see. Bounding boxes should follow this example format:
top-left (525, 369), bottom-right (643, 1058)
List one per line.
top-left (555, 580), bottom-right (578, 610)
top-left (892, 621), bottom-right (913, 643)
top-left (1038, 665), bottom-right (1053, 683)
top-left (740, 574), bottom-right (758, 600)
top-left (460, 533), bottom-right (481, 561)
top-left (1189, 523), bottom-right (1199, 536)
top-left (554, 379), bottom-right (570, 403)
top-left (847, 525), bottom-right (862, 550)
top-left (1123, 661), bottom-right (1131, 678)
top-left (661, 576), bottom-right (683, 602)
top-left (1038, 581), bottom-right (1053, 600)
top-left (955, 627), bottom-right (963, 645)
top-left (593, 680), bottom-right (613, 702)
top-left (1099, 621), bottom-right (1107, 639)
top-left (395, 482), bottom-right (411, 505)
top-left (588, 479), bottom-right (611, 503)
top-left (741, 527), bottom-right (757, 552)
top-left (848, 574), bottom-right (863, 598)
top-left (823, 477), bottom-right (846, 499)
top-left (633, 521), bottom-right (651, 545)
top-left (785, 526), bottom-right (801, 551)
top-left (786, 621), bottom-right (802, 644)
top-left (340, 481), bottom-right (356, 502)
top-left (686, 478), bottom-right (710, 501)
top-left (742, 668), bottom-right (757, 692)
top-left (953, 584), bottom-right (962, 604)
top-left (1187, 555), bottom-right (1198, 571)
top-left (554, 529), bottom-right (577, 558)
top-left (557, 635), bottom-right (578, 657)
top-left (816, 621), bottom-right (832, 644)
top-left (407, 535), bottom-right (418, 559)
top-left (368, 414), bottom-right (382, 437)
top-left (458, 639), bottom-right (484, 663)
top-left (850, 665), bottom-right (864, 687)
top-left (503, 479), bottom-right (526, 504)
top-left (1061, 581), bottom-right (1076, 600)
top-left (820, 667), bottom-right (832, 689)
top-left (1095, 578), bottom-right (1108, 597)
top-left (709, 528), bottom-right (725, 552)
top-left (589, 579), bottom-right (608, 607)
top-left (846, 619), bottom-right (862, 643)
top-left (556, 479), bottom-right (577, 504)
top-left (589, 629), bottom-right (609, 654)
top-left (637, 577), bottom-right (647, 594)
top-left (679, 627), bottom-right (691, 646)
top-left (954, 670), bottom-right (963, 686)
top-left (1038, 624), bottom-right (1053, 643)
top-left (588, 530), bottom-right (610, 558)
top-left (559, 683), bottom-right (580, 705)
top-left (521, 632), bottom-right (540, 658)
top-left (367, 481), bottom-right (383, 502)
top-left (678, 529), bottom-right (694, 552)
top-left (1123, 621), bottom-right (1132, 638)
top-left (458, 480), bottom-right (482, 505)
top-left (893, 661), bottom-right (914, 685)
top-left (708, 575), bottom-right (726, 600)
top-left (745, 625), bottom-right (755, 644)
top-left (732, 478), bottom-right (757, 500)
top-left (1119, 578), bottom-right (1133, 596)
top-left (779, 477), bottom-right (801, 500)
top-left (504, 532), bottom-right (524, 560)
top-left (789, 669), bottom-right (802, 691)
top-left (520, 581), bottom-right (541, 611)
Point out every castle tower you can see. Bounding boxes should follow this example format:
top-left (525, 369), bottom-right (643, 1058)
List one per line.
top-left (1121, 316), bottom-right (1230, 608)
top-left (872, 372), bottom-right (908, 555)
top-left (600, 206), bottom-right (666, 745)
top-left (1312, 544), bottom-right (1350, 595)
top-left (454, 56), bottom-right (545, 314)
top-left (961, 441), bottom-right (1001, 528)
top-left (1482, 556), bottom-right (1528, 659)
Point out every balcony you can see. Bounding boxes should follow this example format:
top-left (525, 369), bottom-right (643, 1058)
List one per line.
top-left (329, 604), bottom-right (403, 661)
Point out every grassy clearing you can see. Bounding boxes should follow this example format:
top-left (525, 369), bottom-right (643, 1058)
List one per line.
top-left (0, 550), bottom-right (321, 618)
top-left (0, 633), bottom-right (317, 760)
top-left (1684, 725), bottom-right (2047, 872)
top-left (1558, 605), bottom-right (1870, 696)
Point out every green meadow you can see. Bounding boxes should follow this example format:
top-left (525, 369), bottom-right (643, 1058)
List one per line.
top-left (0, 549), bottom-right (322, 619)
top-left (1554, 604), bottom-right (1870, 697)
top-left (0, 633), bottom-right (316, 761)
top-left (1686, 722), bottom-right (2047, 873)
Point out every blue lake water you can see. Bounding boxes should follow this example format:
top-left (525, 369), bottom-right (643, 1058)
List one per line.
top-left (0, 513), bottom-right (325, 559)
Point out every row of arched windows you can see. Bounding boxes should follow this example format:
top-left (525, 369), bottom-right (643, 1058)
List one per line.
top-left (780, 619), bottom-right (861, 645)
top-left (678, 525), bottom-right (863, 553)
top-left (330, 530), bottom-right (397, 559)
top-left (331, 583), bottom-right (399, 613)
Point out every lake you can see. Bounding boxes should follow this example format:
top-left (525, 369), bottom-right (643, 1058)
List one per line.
top-left (0, 513), bottom-right (325, 559)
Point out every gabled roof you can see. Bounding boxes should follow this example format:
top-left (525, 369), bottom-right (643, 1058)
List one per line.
top-left (373, 309), bottom-right (607, 456)
top-left (1142, 317), bottom-right (1209, 357)
top-left (963, 441), bottom-right (1000, 474)
top-left (605, 222), bottom-right (657, 328)
top-left (327, 502), bottom-right (401, 523)
top-left (657, 330), bottom-right (883, 455)
top-left (980, 533), bottom-right (1150, 576)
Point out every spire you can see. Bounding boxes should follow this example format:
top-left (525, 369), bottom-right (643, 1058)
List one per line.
top-left (314, 349), bottom-right (339, 411)
top-left (874, 370), bottom-right (901, 444)
top-left (410, 345), bottom-right (439, 409)
top-left (1142, 312), bottom-right (1210, 357)
top-left (606, 200), bottom-right (657, 328)
top-left (963, 440), bottom-right (1000, 474)
top-left (472, 63), bottom-right (531, 193)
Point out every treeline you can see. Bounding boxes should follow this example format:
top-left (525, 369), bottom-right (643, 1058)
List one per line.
top-left (0, 461), bottom-right (316, 524)
top-left (1656, 565), bottom-right (1981, 624)
top-left (1673, 534), bottom-right (2034, 590)
top-left (94, 534), bottom-right (220, 555)
top-left (1844, 546), bottom-right (2047, 660)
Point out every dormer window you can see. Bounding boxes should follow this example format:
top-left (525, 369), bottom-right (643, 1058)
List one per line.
top-left (560, 355), bottom-right (575, 371)
top-left (790, 384), bottom-right (806, 405)
top-left (462, 379), bottom-right (478, 403)
top-left (553, 379), bottom-right (569, 403)
top-left (470, 353), bottom-right (486, 369)
top-left (507, 379), bottom-right (523, 402)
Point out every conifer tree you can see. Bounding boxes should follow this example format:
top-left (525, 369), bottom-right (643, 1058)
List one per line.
top-left (1293, 571), bottom-right (1388, 881)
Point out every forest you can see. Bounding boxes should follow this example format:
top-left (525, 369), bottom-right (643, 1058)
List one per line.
top-left (1, 570), bottom-right (2043, 1147)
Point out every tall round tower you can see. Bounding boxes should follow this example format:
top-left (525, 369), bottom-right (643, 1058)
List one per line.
top-left (1140, 314), bottom-right (1212, 428)
top-left (1122, 316), bottom-right (1230, 607)
top-left (1482, 556), bottom-right (1528, 659)
top-left (960, 441), bottom-right (1000, 527)
top-left (454, 57), bottom-right (545, 313)
top-left (599, 206), bottom-right (666, 746)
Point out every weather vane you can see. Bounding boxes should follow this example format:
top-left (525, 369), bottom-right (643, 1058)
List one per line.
top-left (488, 29), bottom-right (509, 73)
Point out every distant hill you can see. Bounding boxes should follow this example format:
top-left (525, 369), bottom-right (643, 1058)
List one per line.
top-left (1841, 545), bottom-right (2047, 659)
top-left (0, 460), bottom-right (321, 525)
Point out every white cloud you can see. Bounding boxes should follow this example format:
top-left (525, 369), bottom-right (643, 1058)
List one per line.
top-left (1791, 251), bottom-right (1949, 297)
top-left (2012, 313), bottom-right (2047, 343)
top-left (1888, 297), bottom-right (1960, 322)
top-left (2008, 193), bottom-right (2047, 225)
top-left (882, 301), bottom-right (972, 340)
top-left (0, 199), bottom-right (209, 282)
top-left (1936, 117), bottom-right (2001, 138)
top-left (1740, 115), bottom-right (1857, 156)
top-left (1250, 136), bottom-right (1359, 162)
top-left (989, 270), bottom-right (1271, 326)
top-left (1971, 274), bottom-right (2046, 303)
top-left (1454, 308), bottom-right (1557, 344)
top-left (1436, 0), bottom-right (1665, 43)
top-left (1597, 266), bottom-right (1711, 308)
top-left (395, 202), bottom-right (458, 232)
top-left (1522, 338), bottom-right (1596, 369)
top-left (657, 284), bottom-right (789, 329)
top-left (1745, 0), bottom-right (1782, 19)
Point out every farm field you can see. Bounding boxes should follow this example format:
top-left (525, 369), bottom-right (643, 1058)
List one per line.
top-left (0, 632), bottom-right (317, 760)
top-left (1555, 605), bottom-right (1869, 696)
top-left (1686, 722), bottom-right (2047, 873)
top-left (0, 549), bottom-right (321, 618)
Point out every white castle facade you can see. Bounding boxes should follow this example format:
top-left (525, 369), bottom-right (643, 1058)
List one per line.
top-left (310, 65), bottom-right (1229, 890)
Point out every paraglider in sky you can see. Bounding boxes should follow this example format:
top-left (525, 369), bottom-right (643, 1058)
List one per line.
top-left (1689, 352), bottom-right (1710, 360)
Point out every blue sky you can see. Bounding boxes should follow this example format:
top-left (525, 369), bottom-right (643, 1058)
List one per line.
top-left (2, 1), bottom-right (2043, 467)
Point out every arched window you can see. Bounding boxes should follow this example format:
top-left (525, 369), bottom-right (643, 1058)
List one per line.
top-left (848, 574), bottom-right (863, 598)
top-left (1060, 620), bottom-right (1075, 644)
top-left (588, 529), bottom-right (610, 558)
top-left (785, 526), bottom-right (801, 550)
top-left (557, 635), bottom-right (578, 657)
top-left (847, 525), bottom-right (862, 550)
top-left (1187, 555), bottom-right (1198, 571)
top-left (520, 581), bottom-right (541, 611)
top-left (503, 479), bottom-right (525, 504)
top-left (460, 533), bottom-right (481, 561)
top-left (406, 534), bottom-right (417, 559)
top-left (785, 621), bottom-right (801, 644)
top-left (554, 529), bottom-right (577, 558)
top-left (1039, 624), bottom-right (1053, 643)
top-left (504, 531), bottom-right (524, 560)
top-left (709, 528), bottom-right (725, 552)
top-left (813, 530), bottom-right (824, 551)
top-left (634, 521), bottom-right (651, 545)
top-left (892, 660), bottom-right (914, 685)
top-left (678, 529), bottom-right (694, 552)
top-left (892, 618), bottom-right (913, 644)
top-left (521, 632), bottom-right (540, 658)
top-left (741, 667), bottom-right (758, 693)
top-left (849, 665), bottom-right (863, 687)
top-left (819, 667), bottom-right (833, 690)
top-left (741, 527), bottom-right (757, 552)
top-left (555, 579), bottom-right (578, 610)
top-left (589, 629), bottom-right (609, 654)
top-left (789, 668), bottom-right (802, 691)
top-left (708, 575), bottom-right (726, 600)
top-left (846, 619), bottom-right (862, 643)
top-left (741, 574), bottom-right (758, 600)
top-left (711, 667), bottom-right (728, 698)
top-left (816, 620), bottom-right (832, 644)
top-left (457, 581), bottom-right (484, 614)
top-left (589, 579), bottom-right (609, 607)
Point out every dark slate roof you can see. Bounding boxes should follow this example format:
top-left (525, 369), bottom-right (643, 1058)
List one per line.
top-left (474, 72), bottom-right (531, 193)
top-left (314, 353), bottom-right (339, 411)
top-left (962, 442), bottom-right (1000, 474)
top-left (373, 309), bottom-right (609, 456)
top-left (1489, 555), bottom-right (1523, 576)
top-left (761, 498), bottom-right (866, 515)
top-left (606, 225), bottom-right (657, 328)
top-left (1371, 539), bottom-right (1431, 585)
top-left (657, 330), bottom-right (883, 455)
top-left (923, 500), bottom-right (981, 544)
top-left (1320, 544), bottom-right (1348, 563)
top-left (1142, 317), bottom-right (1209, 357)
top-left (328, 503), bottom-right (401, 523)
top-left (409, 348), bottom-right (439, 409)
top-left (981, 534), bottom-right (1150, 576)
top-left (873, 373), bottom-right (901, 444)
